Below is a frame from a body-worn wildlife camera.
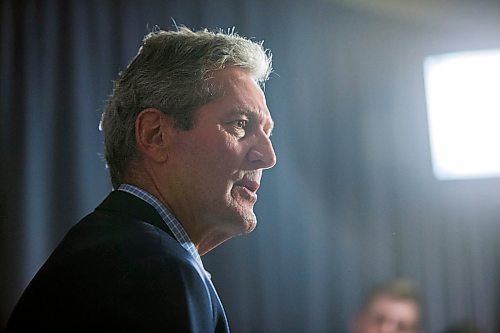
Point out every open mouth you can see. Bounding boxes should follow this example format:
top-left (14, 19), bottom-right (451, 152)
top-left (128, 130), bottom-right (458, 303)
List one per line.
top-left (240, 180), bottom-right (260, 193)
top-left (234, 179), bottom-right (260, 203)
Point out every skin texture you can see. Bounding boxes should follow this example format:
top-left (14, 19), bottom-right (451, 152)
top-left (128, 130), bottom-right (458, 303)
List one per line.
top-left (131, 66), bottom-right (276, 255)
top-left (351, 296), bottom-right (420, 333)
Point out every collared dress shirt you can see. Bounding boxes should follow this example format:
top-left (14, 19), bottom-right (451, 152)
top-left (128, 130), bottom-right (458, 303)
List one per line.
top-left (118, 184), bottom-right (208, 276)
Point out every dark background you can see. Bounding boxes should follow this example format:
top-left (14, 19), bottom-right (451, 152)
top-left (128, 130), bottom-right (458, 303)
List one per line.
top-left (1, 0), bottom-right (500, 332)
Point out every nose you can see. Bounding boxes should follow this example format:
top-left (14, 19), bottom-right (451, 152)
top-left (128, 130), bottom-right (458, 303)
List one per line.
top-left (248, 132), bottom-right (276, 169)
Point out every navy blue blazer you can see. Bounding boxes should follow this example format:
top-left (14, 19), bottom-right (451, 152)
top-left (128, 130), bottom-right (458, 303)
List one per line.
top-left (6, 190), bottom-right (230, 332)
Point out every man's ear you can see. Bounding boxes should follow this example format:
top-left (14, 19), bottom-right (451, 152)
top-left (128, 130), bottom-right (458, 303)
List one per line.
top-left (135, 108), bottom-right (174, 163)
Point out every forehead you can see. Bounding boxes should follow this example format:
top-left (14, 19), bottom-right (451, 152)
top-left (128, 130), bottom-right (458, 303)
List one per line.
top-left (368, 296), bottom-right (420, 323)
top-left (209, 67), bottom-right (274, 129)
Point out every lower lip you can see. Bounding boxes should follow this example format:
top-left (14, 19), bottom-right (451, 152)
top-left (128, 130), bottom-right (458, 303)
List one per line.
top-left (235, 185), bottom-right (257, 203)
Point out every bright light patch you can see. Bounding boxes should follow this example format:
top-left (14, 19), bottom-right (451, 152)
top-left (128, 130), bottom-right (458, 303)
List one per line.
top-left (423, 49), bottom-right (500, 180)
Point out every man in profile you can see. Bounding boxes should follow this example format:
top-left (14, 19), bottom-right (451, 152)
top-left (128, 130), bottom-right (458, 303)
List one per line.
top-left (6, 26), bottom-right (276, 332)
top-left (350, 279), bottom-right (422, 333)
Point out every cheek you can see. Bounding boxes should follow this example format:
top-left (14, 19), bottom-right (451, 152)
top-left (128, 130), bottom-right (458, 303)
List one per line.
top-left (207, 137), bottom-right (246, 169)
top-left (193, 144), bottom-right (236, 183)
top-left (184, 130), bottom-right (248, 180)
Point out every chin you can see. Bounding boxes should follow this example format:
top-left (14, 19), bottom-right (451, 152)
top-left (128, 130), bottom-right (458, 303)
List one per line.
top-left (240, 210), bottom-right (257, 234)
top-left (220, 197), bottom-right (258, 235)
top-left (242, 218), bottom-right (257, 234)
top-left (226, 208), bottom-right (257, 235)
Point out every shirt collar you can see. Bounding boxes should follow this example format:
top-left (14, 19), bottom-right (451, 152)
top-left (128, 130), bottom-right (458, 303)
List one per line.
top-left (117, 184), bottom-right (207, 274)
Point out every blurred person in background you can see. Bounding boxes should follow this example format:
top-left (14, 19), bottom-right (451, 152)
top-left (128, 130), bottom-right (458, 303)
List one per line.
top-left (350, 279), bottom-right (422, 333)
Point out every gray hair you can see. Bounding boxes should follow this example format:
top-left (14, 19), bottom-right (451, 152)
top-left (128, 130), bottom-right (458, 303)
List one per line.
top-left (100, 26), bottom-right (272, 188)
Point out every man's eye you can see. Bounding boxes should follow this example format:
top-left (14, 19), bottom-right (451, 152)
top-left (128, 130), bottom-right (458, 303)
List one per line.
top-left (234, 120), bottom-right (247, 129)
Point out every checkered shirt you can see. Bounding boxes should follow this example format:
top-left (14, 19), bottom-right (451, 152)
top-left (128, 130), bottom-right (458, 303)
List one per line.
top-left (118, 184), bottom-right (206, 273)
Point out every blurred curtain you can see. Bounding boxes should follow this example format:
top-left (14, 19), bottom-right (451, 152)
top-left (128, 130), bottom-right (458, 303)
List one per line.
top-left (2, 1), bottom-right (500, 332)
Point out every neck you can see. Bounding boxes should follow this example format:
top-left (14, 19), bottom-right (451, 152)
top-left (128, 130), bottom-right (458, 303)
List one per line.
top-left (124, 172), bottom-right (234, 256)
top-left (192, 225), bottom-right (235, 256)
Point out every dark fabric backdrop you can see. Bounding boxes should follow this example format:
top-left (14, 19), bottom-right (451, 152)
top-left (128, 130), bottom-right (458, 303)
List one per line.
top-left (2, 1), bottom-right (500, 332)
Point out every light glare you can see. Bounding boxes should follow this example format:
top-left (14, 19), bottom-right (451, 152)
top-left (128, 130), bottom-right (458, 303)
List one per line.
top-left (423, 49), bottom-right (500, 180)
